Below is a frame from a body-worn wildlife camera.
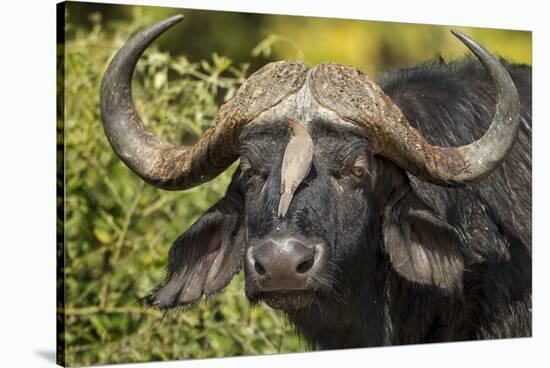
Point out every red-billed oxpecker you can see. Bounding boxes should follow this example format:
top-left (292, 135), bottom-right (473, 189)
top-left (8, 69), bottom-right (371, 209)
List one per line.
top-left (278, 119), bottom-right (314, 218)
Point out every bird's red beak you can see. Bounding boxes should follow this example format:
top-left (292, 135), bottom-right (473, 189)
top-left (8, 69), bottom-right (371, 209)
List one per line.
top-left (287, 119), bottom-right (294, 127)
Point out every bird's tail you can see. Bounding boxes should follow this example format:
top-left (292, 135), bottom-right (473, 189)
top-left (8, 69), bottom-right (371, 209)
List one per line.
top-left (278, 191), bottom-right (293, 218)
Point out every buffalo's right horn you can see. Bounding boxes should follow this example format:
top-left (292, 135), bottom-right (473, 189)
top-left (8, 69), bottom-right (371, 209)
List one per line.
top-left (100, 15), bottom-right (308, 190)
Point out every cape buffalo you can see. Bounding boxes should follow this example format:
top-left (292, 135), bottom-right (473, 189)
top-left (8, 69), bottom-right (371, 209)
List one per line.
top-left (100, 15), bottom-right (532, 348)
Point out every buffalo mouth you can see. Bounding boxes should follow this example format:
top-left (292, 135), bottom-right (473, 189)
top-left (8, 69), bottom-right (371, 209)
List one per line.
top-left (248, 289), bottom-right (320, 310)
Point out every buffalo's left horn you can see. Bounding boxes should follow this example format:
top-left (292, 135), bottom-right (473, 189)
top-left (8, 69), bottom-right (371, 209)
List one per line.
top-left (381, 29), bottom-right (521, 185)
top-left (313, 30), bottom-right (521, 186)
top-left (100, 15), bottom-right (308, 190)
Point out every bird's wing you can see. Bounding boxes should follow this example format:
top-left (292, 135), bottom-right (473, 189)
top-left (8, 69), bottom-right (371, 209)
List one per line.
top-left (281, 138), bottom-right (313, 193)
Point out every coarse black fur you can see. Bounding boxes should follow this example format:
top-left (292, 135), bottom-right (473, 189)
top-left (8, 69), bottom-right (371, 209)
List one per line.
top-left (145, 57), bottom-right (531, 349)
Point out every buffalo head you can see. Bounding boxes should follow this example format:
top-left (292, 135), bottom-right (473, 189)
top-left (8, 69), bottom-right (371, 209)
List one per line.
top-left (100, 15), bottom-right (520, 312)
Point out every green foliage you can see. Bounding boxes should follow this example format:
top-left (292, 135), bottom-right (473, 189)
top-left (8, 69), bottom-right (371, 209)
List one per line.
top-left (61, 12), bottom-right (303, 366)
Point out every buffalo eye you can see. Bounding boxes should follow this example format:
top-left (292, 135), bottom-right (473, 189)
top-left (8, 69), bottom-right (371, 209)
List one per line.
top-left (351, 166), bottom-right (365, 178)
top-left (349, 159), bottom-right (368, 179)
top-left (244, 168), bottom-right (264, 182)
top-left (240, 162), bottom-right (267, 183)
top-left (245, 168), bottom-right (256, 179)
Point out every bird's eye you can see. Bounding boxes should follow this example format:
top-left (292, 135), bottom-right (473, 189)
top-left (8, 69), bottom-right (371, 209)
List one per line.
top-left (351, 166), bottom-right (365, 178)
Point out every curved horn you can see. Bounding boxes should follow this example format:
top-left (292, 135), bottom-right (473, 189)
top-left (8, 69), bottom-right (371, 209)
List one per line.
top-left (101, 15), bottom-right (309, 190)
top-left (311, 29), bottom-right (521, 186)
top-left (445, 29), bottom-right (522, 183)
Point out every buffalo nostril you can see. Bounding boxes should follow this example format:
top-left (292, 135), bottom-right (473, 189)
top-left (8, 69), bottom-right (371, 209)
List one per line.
top-left (251, 239), bottom-right (318, 281)
top-left (254, 261), bottom-right (266, 276)
top-left (296, 256), bottom-right (314, 274)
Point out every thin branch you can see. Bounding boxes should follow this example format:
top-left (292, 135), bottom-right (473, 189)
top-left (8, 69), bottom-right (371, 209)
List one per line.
top-left (99, 181), bottom-right (144, 308)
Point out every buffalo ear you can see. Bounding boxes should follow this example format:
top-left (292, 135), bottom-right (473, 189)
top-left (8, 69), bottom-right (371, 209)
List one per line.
top-left (382, 190), bottom-right (464, 293)
top-left (144, 185), bottom-right (244, 309)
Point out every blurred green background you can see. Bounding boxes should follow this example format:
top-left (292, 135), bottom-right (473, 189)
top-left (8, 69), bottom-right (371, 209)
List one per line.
top-left (59, 1), bottom-right (531, 366)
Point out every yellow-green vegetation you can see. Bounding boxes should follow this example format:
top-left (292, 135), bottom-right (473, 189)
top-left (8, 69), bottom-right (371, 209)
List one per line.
top-left (262, 17), bottom-right (532, 74)
top-left (59, 4), bottom-right (531, 366)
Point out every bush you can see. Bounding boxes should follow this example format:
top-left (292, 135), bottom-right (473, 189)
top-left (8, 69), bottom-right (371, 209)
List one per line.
top-left (60, 12), bottom-right (303, 366)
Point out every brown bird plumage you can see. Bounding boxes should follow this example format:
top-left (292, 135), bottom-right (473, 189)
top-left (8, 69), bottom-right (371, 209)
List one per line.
top-left (278, 119), bottom-right (314, 218)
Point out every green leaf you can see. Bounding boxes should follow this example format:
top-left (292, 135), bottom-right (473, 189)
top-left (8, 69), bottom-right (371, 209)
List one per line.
top-left (94, 228), bottom-right (112, 244)
top-left (153, 69), bottom-right (167, 90)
